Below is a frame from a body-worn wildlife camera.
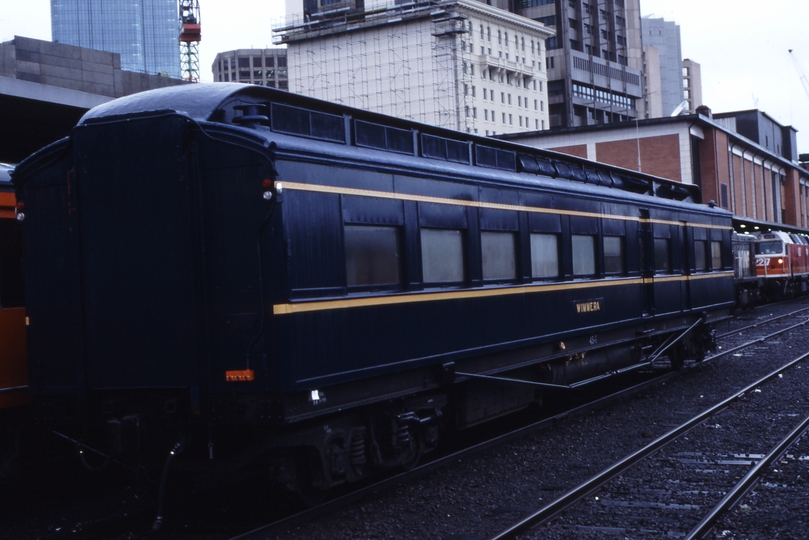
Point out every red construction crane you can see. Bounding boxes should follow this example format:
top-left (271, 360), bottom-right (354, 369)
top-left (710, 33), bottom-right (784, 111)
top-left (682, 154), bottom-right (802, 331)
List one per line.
top-left (789, 49), bottom-right (809, 101)
top-left (180, 0), bottom-right (202, 82)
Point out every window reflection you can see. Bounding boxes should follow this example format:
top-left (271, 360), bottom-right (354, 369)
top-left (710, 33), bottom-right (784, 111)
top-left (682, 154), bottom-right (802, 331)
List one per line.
top-left (654, 238), bottom-right (670, 273)
top-left (530, 233), bottom-right (559, 278)
top-left (694, 240), bottom-right (707, 271)
top-left (572, 235), bottom-right (596, 276)
top-left (344, 225), bottom-right (400, 287)
top-left (603, 236), bottom-right (624, 274)
top-left (421, 228), bottom-right (464, 283)
top-left (482, 231), bottom-right (516, 280)
top-left (711, 241), bottom-right (722, 269)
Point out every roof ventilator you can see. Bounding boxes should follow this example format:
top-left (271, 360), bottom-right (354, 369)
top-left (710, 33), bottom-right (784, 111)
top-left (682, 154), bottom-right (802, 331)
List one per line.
top-left (233, 104), bottom-right (269, 127)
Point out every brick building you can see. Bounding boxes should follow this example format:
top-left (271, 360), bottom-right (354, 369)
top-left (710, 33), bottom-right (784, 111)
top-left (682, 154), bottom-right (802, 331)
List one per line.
top-left (498, 107), bottom-right (809, 230)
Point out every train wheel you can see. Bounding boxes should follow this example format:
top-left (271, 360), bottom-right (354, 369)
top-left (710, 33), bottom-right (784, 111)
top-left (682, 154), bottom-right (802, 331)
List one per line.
top-left (668, 342), bottom-right (685, 370)
top-left (293, 453), bottom-right (329, 507)
top-left (396, 417), bottom-right (421, 471)
top-left (399, 444), bottom-right (421, 472)
top-left (295, 480), bottom-right (328, 507)
top-left (669, 352), bottom-right (684, 370)
top-left (691, 341), bottom-right (707, 363)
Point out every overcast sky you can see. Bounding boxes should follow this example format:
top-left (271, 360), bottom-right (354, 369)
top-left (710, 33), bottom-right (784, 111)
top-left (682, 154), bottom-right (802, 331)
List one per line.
top-left (2, 0), bottom-right (808, 154)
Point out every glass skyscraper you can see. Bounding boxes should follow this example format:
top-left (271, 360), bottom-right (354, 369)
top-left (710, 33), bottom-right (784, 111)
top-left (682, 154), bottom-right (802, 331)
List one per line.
top-left (51, 0), bottom-right (181, 78)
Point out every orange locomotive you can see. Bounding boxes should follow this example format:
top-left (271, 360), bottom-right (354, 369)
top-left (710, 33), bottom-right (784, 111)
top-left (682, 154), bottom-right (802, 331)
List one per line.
top-left (0, 163), bottom-right (28, 411)
top-left (753, 230), bottom-right (809, 298)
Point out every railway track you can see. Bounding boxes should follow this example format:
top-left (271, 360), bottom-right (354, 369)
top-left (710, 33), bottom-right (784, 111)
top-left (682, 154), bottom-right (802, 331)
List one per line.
top-left (489, 348), bottom-right (809, 539)
top-left (8, 300), bottom-right (809, 540)
top-left (229, 303), bottom-right (809, 540)
top-left (716, 301), bottom-right (809, 339)
top-left (229, 375), bottom-right (678, 540)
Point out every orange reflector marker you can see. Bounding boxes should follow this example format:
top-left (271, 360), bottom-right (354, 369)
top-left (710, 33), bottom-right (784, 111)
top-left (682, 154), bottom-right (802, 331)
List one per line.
top-left (225, 369), bottom-right (255, 382)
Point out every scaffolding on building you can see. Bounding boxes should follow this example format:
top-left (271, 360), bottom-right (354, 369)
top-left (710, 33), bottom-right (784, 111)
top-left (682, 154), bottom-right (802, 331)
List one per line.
top-left (274, 1), bottom-right (472, 132)
top-left (431, 8), bottom-right (470, 131)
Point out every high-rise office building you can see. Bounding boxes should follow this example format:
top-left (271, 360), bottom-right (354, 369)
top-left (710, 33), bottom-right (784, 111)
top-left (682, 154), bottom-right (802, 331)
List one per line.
top-left (640, 16), bottom-right (683, 116)
top-left (641, 44), bottom-right (663, 118)
top-left (510, 0), bottom-right (645, 128)
top-left (51, 0), bottom-right (181, 78)
top-left (275, 0), bottom-right (552, 135)
top-left (682, 59), bottom-right (702, 114)
top-left (279, 0), bottom-right (644, 130)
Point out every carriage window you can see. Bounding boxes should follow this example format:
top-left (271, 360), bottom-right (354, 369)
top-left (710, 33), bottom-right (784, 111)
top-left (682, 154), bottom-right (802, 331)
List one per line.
top-left (654, 238), bottom-right (670, 273)
top-left (481, 231), bottom-right (517, 281)
top-left (603, 236), bottom-right (624, 274)
top-left (694, 240), bottom-right (707, 271)
top-left (421, 228), bottom-right (465, 283)
top-left (711, 241), bottom-right (722, 270)
top-left (572, 235), bottom-right (596, 276)
top-left (344, 225), bottom-right (400, 287)
top-left (530, 233), bottom-right (559, 278)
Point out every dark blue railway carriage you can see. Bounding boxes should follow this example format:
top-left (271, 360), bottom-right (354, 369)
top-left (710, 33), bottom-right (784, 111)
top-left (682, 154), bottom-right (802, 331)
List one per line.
top-left (13, 84), bottom-right (734, 493)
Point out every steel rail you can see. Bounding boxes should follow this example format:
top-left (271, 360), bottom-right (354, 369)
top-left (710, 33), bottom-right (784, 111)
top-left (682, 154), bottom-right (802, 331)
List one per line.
top-left (685, 412), bottom-right (809, 540)
top-left (230, 368), bottom-right (686, 540)
top-left (230, 317), bottom-right (809, 540)
top-left (717, 304), bottom-right (809, 339)
top-left (488, 349), bottom-right (809, 540)
top-left (51, 430), bottom-right (140, 472)
top-left (0, 385), bottom-right (28, 394)
top-left (711, 316), bottom-right (809, 360)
